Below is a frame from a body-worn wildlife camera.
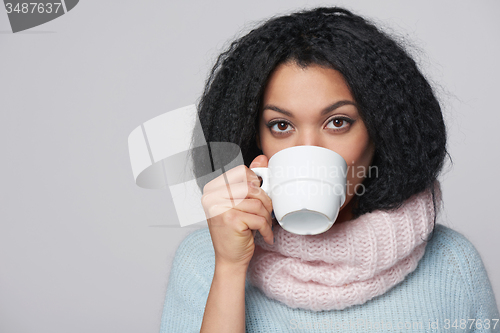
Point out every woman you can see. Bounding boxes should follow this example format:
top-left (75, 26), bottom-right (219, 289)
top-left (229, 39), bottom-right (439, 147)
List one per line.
top-left (161, 7), bottom-right (499, 332)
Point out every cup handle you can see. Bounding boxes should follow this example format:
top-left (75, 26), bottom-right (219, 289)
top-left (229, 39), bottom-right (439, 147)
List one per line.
top-left (250, 167), bottom-right (270, 195)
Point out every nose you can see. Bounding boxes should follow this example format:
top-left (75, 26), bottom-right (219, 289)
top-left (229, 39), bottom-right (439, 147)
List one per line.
top-left (296, 128), bottom-right (323, 147)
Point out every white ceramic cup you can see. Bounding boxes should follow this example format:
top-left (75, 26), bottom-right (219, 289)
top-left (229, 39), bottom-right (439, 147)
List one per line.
top-left (251, 145), bottom-right (347, 235)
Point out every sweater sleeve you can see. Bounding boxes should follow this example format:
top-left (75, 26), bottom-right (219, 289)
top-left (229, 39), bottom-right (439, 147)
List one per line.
top-left (160, 228), bottom-right (215, 333)
top-left (441, 226), bottom-right (500, 332)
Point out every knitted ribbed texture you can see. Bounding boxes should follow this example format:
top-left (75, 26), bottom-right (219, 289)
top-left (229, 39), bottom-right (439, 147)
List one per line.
top-left (161, 185), bottom-right (500, 332)
top-left (161, 224), bottom-right (500, 332)
top-left (247, 186), bottom-right (437, 311)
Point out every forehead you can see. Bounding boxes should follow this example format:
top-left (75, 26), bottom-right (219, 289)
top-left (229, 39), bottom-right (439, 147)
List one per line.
top-left (261, 62), bottom-right (356, 116)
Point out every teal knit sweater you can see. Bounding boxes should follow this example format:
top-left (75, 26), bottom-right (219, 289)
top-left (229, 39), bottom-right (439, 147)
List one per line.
top-left (160, 224), bottom-right (499, 332)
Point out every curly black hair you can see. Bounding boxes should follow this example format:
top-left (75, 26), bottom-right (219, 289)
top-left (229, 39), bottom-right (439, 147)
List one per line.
top-left (191, 6), bottom-right (447, 217)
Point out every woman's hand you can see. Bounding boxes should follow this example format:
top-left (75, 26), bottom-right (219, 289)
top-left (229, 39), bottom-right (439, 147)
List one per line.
top-left (201, 155), bottom-right (274, 269)
top-left (200, 155), bottom-right (274, 332)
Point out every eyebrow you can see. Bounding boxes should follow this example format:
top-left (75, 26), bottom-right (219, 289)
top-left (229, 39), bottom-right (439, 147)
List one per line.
top-left (262, 100), bottom-right (358, 117)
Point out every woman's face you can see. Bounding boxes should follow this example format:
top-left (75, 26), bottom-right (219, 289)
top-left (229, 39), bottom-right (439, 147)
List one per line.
top-left (257, 62), bottom-right (375, 219)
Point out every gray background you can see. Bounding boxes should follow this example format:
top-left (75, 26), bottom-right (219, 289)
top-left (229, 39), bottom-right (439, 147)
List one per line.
top-left (1, 0), bottom-right (498, 332)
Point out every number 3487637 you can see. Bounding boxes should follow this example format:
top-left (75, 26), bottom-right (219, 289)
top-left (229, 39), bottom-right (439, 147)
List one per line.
top-left (5, 2), bottom-right (62, 14)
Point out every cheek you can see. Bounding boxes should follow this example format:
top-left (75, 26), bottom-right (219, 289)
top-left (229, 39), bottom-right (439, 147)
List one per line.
top-left (346, 144), bottom-right (373, 174)
top-left (337, 132), bottom-right (372, 165)
top-left (259, 126), bottom-right (285, 159)
top-left (338, 137), bottom-right (374, 196)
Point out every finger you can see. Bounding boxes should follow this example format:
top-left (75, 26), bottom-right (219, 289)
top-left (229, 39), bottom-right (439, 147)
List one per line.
top-left (232, 198), bottom-right (273, 227)
top-left (207, 181), bottom-right (273, 215)
top-left (234, 210), bottom-right (274, 246)
top-left (202, 182), bottom-right (272, 208)
top-left (249, 154), bottom-right (269, 169)
top-left (246, 182), bottom-right (273, 216)
top-left (202, 183), bottom-right (273, 220)
top-left (203, 165), bottom-right (260, 193)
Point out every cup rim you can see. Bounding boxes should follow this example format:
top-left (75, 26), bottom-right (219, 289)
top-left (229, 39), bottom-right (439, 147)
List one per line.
top-left (270, 145), bottom-right (344, 160)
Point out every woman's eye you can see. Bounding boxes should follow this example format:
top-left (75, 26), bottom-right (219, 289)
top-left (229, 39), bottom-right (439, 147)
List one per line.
top-left (326, 117), bottom-right (352, 130)
top-left (269, 121), bottom-right (293, 134)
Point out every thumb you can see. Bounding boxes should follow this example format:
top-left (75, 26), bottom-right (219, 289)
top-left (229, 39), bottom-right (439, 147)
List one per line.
top-left (249, 154), bottom-right (269, 169)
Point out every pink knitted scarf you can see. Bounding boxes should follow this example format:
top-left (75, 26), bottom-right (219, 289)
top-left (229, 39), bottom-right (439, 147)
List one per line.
top-left (247, 185), bottom-right (439, 311)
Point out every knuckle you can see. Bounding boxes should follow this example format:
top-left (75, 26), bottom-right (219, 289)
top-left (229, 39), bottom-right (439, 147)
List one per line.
top-left (245, 198), bottom-right (258, 211)
top-left (206, 206), bottom-right (220, 221)
top-left (234, 165), bottom-right (247, 178)
top-left (200, 192), bottom-right (211, 207)
top-left (255, 199), bottom-right (266, 212)
top-left (264, 193), bottom-right (272, 207)
top-left (258, 215), bottom-right (267, 227)
top-left (247, 182), bottom-right (260, 196)
top-left (251, 198), bottom-right (261, 208)
top-left (223, 209), bottom-right (237, 222)
top-left (248, 169), bottom-right (259, 181)
top-left (202, 181), bottom-right (213, 195)
top-left (208, 205), bottom-right (231, 224)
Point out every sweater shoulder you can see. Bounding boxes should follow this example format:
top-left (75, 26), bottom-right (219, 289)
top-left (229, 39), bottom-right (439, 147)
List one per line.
top-left (423, 224), bottom-right (498, 311)
top-left (425, 223), bottom-right (485, 275)
top-left (171, 227), bottom-right (214, 272)
top-left (175, 227), bottom-right (213, 258)
top-left (427, 223), bottom-right (482, 262)
top-left (161, 228), bottom-right (214, 332)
